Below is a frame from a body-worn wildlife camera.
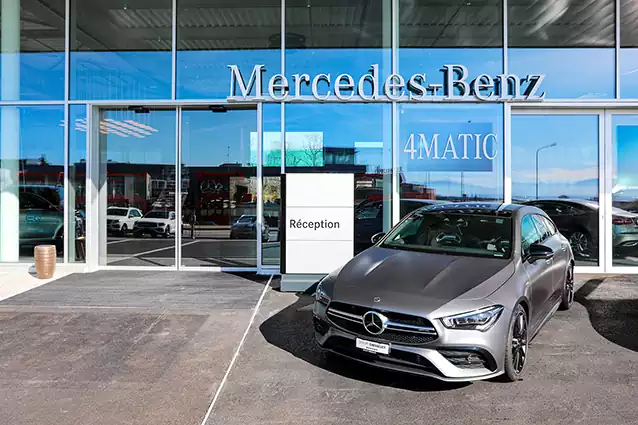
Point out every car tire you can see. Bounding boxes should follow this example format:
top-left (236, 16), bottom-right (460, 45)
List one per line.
top-left (121, 224), bottom-right (128, 235)
top-left (164, 226), bottom-right (170, 238)
top-left (501, 304), bottom-right (528, 382)
top-left (559, 264), bottom-right (574, 311)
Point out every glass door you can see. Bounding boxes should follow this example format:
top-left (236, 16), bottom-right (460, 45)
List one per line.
top-left (97, 108), bottom-right (178, 267)
top-left (606, 113), bottom-right (638, 272)
top-left (179, 105), bottom-right (259, 269)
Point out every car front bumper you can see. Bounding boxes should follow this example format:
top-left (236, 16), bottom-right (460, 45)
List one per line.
top-left (134, 226), bottom-right (166, 235)
top-left (313, 301), bottom-right (511, 382)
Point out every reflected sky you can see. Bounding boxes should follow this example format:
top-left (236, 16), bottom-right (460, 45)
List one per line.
top-left (509, 49), bottom-right (615, 99)
top-left (0, 54), bottom-right (64, 101)
top-left (511, 114), bottom-right (599, 201)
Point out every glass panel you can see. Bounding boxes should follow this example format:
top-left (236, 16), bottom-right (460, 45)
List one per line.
top-left (508, 0), bottom-right (615, 99)
top-left (611, 115), bottom-right (638, 267)
top-left (398, 104), bottom-right (503, 218)
top-left (177, 0), bottom-right (281, 99)
top-left (0, 106), bottom-right (65, 262)
top-left (0, 0), bottom-right (65, 100)
top-left (511, 114), bottom-right (599, 267)
top-left (262, 103), bottom-right (280, 267)
top-left (102, 109), bottom-right (176, 266)
top-left (181, 107), bottom-right (258, 267)
top-left (68, 105), bottom-right (87, 263)
top-left (621, 1), bottom-right (638, 97)
top-left (285, 103), bottom-right (392, 255)
top-left (398, 0), bottom-right (503, 95)
top-left (286, 0), bottom-right (391, 88)
top-left (70, 0), bottom-right (172, 100)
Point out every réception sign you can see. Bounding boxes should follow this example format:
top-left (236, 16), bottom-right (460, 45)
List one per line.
top-left (283, 173), bottom-right (354, 274)
top-left (228, 64), bottom-right (546, 102)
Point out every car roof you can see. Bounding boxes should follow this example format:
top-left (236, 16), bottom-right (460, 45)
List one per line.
top-left (523, 198), bottom-right (599, 209)
top-left (424, 202), bottom-right (521, 216)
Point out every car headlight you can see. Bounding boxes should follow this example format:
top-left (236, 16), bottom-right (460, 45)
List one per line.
top-left (440, 305), bottom-right (504, 332)
top-left (315, 279), bottom-right (332, 305)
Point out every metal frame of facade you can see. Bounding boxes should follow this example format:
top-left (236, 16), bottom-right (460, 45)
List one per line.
top-left (2, 0), bottom-right (637, 275)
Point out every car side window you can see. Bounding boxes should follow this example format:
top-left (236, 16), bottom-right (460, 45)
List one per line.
top-left (521, 215), bottom-right (542, 257)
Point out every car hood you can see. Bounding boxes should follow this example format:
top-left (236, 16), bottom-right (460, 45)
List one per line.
top-left (332, 246), bottom-right (515, 316)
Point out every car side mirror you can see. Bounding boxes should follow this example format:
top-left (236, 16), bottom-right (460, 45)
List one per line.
top-left (528, 243), bottom-right (554, 262)
top-left (371, 232), bottom-right (386, 244)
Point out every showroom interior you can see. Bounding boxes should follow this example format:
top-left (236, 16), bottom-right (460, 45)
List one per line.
top-left (1, 0), bottom-right (638, 277)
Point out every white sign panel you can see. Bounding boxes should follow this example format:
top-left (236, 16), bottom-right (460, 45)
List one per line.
top-left (285, 173), bottom-right (354, 274)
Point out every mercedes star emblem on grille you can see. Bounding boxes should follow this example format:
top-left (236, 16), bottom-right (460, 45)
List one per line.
top-left (362, 311), bottom-right (388, 335)
top-left (373, 297), bottom-right (381, 303)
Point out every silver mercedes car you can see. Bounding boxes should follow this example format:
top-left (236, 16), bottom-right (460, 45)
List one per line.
top-left (313, 203), bottom-right (574, 382)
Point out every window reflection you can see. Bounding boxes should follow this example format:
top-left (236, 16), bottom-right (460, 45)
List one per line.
top-left (286, 0), bottom-right (391, 84)
top-left (285, 103), bottom-right (392, 254)
top-left (0, 0), bottom-right (65, 100)
top-left (262, 103), bottom-right (281, 266)
top-left (398, 104), bottom-right (504, 217)
top-left (508, 0), bottom-right (615, 99)
top-left (611, 115), bottom-right (638, 266)
top-left (68, 105), bottom-right (87, 262)
top-left (621, 1), bottom-right (638, 98)
top-left (102, 109), bottom-right (176, 266)
top-left (511, 114), bottom-right (600, 266)
top-left (177, 0), bottom-right (281, 99)
top-left (70, 0), bottom-right (172, 100)
top-left (181, 108), bottom-right (259, 267)
top-left (0, 106), bottom-right (65, 262)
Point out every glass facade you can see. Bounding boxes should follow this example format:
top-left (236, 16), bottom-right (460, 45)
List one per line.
top-left (1, 0), bottom-right (638, 274)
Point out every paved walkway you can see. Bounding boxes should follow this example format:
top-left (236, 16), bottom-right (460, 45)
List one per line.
top-left (0, 272), bottom-right (637, 425)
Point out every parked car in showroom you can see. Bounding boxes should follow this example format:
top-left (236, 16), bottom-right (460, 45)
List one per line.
top-left (229, 215), bottom-right (270, 242)
top-left (314, 202), bottom-right (574, 382)
top-left (132, 210), bottom-right (176, 238)
top-left (106, 206), bottom-right (143, 235)
top-left (523, 199), bottom-right (638, 258)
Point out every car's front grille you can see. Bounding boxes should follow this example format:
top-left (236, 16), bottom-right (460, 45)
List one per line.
top-left (326, 302), bottom-right (438, 345)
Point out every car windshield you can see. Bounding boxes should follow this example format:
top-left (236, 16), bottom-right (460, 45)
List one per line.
top-left (108, 208), bottom-right (128, 216)
top-left (380, 210), bottom-right (512, 259)
top-left (238, 216), bottom-right (255, 223)
top-left (145, 211), bottom-right (170, 219)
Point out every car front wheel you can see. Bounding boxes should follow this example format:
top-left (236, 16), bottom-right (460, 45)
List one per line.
top-left (559, 264), bottom-right (574, 311)
top-left (501, 304), bottom-right (528, 382)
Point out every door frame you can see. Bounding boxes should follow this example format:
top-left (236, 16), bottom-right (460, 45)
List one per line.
top-left (85, 102), bottom-right (272, 273)
top-left (510, 108), bottom-right (607, 275)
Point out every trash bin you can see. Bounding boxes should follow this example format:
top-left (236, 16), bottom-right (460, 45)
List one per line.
top-left (34, 245), bottom-right (56, 279)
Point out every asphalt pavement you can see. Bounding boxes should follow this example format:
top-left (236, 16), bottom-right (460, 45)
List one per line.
top-left (0, 272), bottom-right (637, 425)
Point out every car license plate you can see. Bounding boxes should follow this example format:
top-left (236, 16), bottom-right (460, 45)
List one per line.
top-left (356, 338), bottom-right (390, 355)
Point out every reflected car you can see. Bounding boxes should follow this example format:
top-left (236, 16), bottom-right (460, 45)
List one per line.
top-left (132, 210), bottom-right (176, 238)
top-left (107, 206), bottom-right (143, 235)
top-left (229, 215), bottom-right (270, 242)
top-left (523, 199), bottom-right (638, 257)
top-left (314, 203), bottom-right (574, 382)
top-left (19, 191), bottom-right (64, 251)
top-left (354, 199), bottom-right (448, 253)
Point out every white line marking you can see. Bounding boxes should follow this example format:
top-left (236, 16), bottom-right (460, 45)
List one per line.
top-left (198, 275), bottom-right (273, 425)
top-left (107, 239), bottom-right (136, 245)
top-left (115, 240), bottom-right (200, 262)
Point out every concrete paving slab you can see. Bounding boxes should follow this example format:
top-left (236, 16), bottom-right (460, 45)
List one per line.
top-left (0, 271), bottom-right (272, 425)
top-left (206, 276), bottom-right (638, 425)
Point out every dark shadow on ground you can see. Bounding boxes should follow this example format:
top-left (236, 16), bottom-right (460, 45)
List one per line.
top-left (575, 277), bottom-right (638, 353)
top-left (259, 293), bottom-right (470, 392)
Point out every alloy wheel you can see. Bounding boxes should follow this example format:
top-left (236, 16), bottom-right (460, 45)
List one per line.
top-left (511, 310), bottom-right (528, 374)
top-left (566, 266), bottom-right (574, 305)
top-left (569, 232), bottom-right (590, 257)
